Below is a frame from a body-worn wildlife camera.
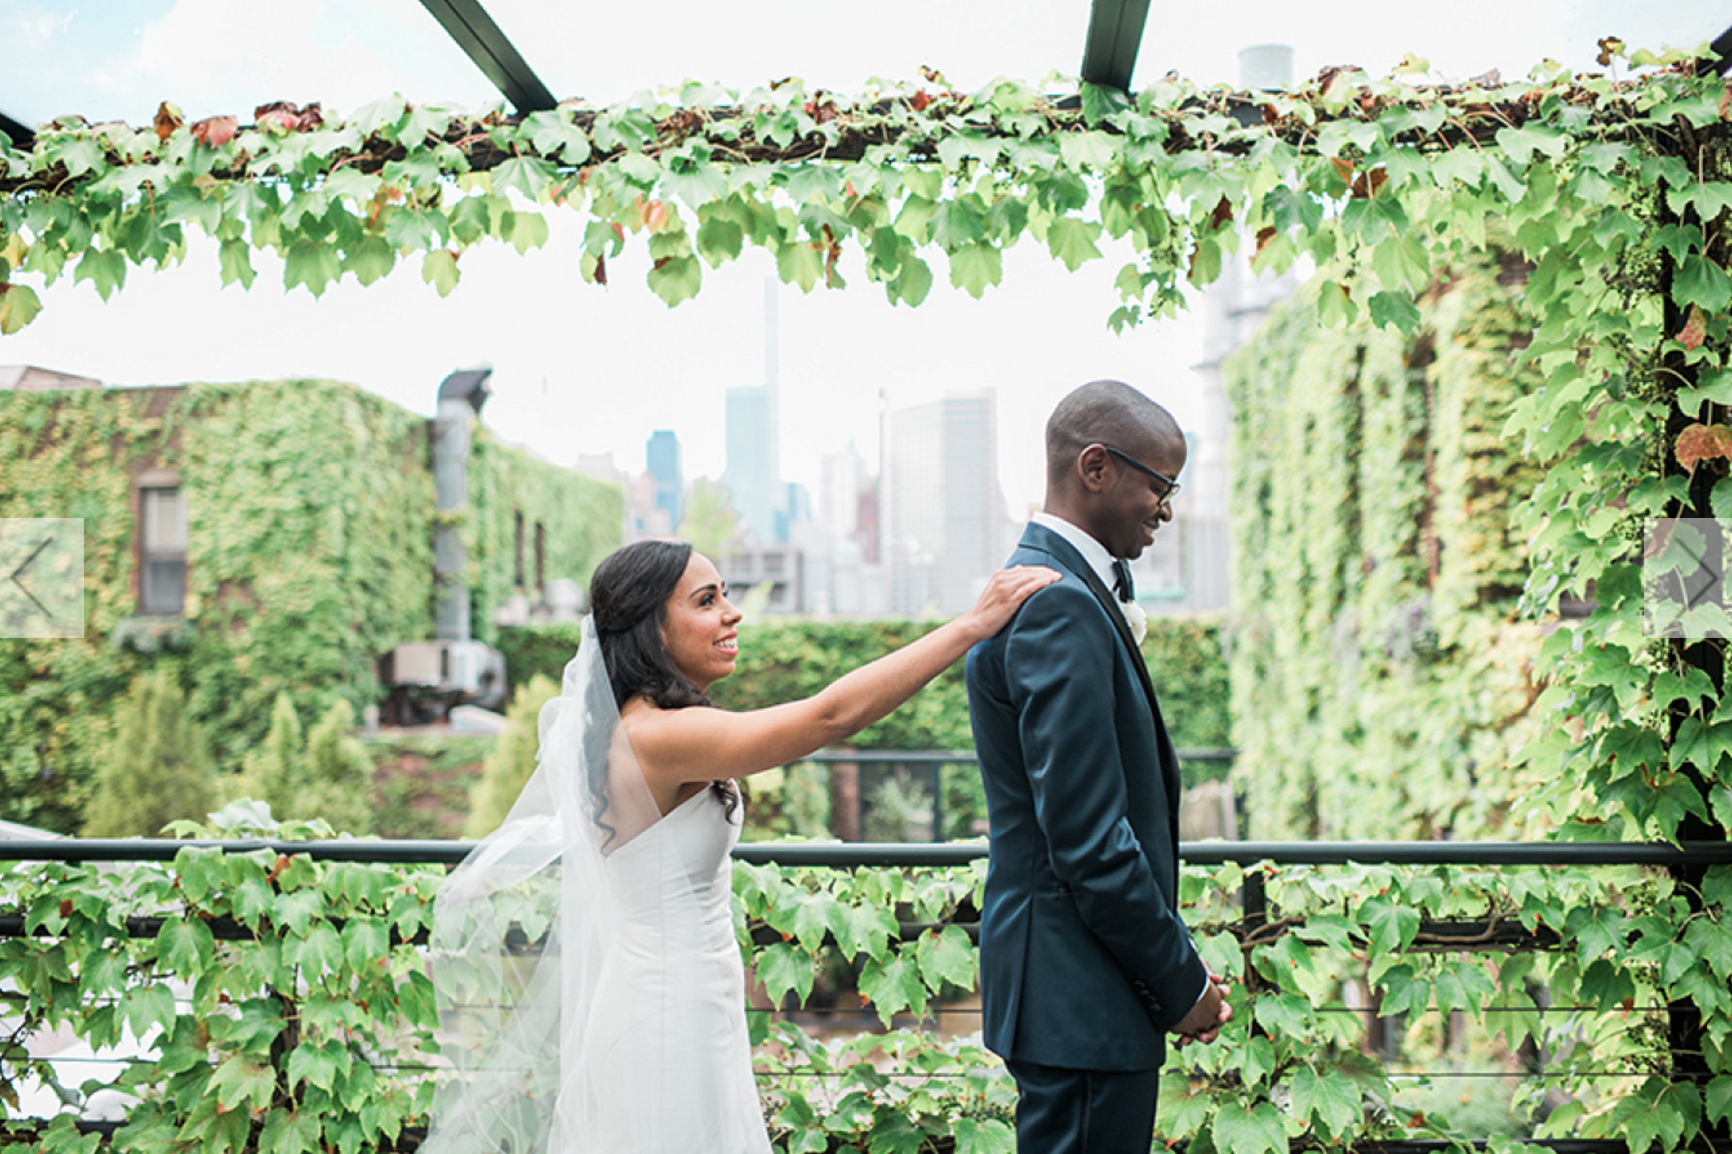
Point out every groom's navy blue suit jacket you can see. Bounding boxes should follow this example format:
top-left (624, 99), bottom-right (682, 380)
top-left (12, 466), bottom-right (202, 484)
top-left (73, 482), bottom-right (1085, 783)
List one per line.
top-left (965, 521), bottom-right (1207, 1072)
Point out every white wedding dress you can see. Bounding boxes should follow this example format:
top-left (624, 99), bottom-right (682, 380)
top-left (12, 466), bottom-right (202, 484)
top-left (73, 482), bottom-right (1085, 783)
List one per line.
top-left (420, 620), bottom-right (773, 1154)
top-left (585, 786), bottom-right (772, 1153)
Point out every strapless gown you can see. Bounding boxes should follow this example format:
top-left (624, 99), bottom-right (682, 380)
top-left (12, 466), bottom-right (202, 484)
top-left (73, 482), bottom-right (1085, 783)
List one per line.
top-left (580, 787), bottom-right (774, 1154)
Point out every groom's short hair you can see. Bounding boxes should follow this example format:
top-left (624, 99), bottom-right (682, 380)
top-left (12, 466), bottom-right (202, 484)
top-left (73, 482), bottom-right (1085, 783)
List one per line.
top-left (1045, 380), bottom-right (1181, 485)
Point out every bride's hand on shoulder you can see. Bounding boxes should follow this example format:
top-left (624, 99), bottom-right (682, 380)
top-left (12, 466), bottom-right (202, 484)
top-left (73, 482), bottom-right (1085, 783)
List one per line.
top-left (959, 565), bottom-right (1060, 642)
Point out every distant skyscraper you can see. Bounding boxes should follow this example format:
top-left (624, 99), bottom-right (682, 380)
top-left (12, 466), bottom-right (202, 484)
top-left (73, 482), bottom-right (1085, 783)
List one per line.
top-left (884, 390), bottom-right (1004, 614)
top-left (645, 429), bottom-right (683, 531)
top-left (722, 279), bottom-right (784, 543)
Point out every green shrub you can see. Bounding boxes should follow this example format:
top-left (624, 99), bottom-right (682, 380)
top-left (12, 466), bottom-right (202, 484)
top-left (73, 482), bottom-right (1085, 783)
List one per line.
top-left (82, 669), bottom-right (218, 837)
top-left (464, 675), bottom-right (560, 838)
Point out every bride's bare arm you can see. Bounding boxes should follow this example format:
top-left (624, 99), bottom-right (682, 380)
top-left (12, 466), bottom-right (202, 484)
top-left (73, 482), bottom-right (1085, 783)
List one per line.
top-left (624, 565), bottom-right (1058, 794)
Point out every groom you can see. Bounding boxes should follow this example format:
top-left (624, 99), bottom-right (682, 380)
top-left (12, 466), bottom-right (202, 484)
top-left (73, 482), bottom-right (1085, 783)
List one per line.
top-left (965, 380), bottom-right (1230, 1152)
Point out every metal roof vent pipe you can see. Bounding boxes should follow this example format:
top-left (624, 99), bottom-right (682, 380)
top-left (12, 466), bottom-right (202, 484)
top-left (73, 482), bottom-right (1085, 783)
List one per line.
top-left (384, 367), bottom-right (507, 724)
top-left (432, 368), bottom-right (491, 642)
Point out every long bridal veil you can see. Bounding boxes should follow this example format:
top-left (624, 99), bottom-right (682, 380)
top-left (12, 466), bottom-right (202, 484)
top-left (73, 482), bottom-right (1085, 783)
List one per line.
top-left (420, 617), bottom-right (662, 1153)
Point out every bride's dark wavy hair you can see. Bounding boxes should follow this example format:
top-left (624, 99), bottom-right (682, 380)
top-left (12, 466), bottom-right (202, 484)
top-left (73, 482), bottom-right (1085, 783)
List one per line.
top-left (589, 539), bottom-right (738, 835)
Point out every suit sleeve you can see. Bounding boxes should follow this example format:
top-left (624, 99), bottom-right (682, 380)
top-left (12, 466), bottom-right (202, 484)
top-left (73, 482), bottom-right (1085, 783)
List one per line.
top-left (1003, 582), bottom-right (1207, 1031)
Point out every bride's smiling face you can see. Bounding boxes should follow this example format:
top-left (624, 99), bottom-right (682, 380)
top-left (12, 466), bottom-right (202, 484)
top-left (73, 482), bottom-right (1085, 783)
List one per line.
top-left (660, 552), bottom-right (742, 692)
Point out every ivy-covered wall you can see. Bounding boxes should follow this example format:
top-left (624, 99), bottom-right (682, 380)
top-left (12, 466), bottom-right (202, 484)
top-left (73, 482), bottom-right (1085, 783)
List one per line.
top-left (500, 613), bottom-right (1233, 754)
top-left (1226, 262), bottom-right (1545, 841)
top-left (0, 379), bottom-right (623, 832)
top-left (466, 429), bottom-right (624, 646)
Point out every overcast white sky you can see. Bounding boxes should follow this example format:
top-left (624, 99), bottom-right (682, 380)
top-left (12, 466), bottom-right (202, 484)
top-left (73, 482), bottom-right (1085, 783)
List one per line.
top-left (3, 0), bottom-right (1726, 512)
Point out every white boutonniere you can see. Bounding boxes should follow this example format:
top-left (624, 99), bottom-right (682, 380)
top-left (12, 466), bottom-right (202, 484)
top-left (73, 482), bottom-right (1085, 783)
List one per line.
top-left (1121, 598), bottom-right (1147, 645)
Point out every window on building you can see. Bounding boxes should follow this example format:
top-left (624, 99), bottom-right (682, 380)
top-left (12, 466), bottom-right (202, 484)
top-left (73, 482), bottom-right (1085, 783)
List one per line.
top-left (534, 522), bottom-right (546, 593)
top-left (139, 486), bottom-right (187, 614)
top-left (514, 511), bottom-right (525, 589)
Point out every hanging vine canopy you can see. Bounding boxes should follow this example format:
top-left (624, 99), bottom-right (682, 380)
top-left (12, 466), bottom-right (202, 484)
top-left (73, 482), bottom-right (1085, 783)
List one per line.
top-left (0, 45), bottom-right (1722, 337)
top-left (12, 41), bottom-right (1732, 1153)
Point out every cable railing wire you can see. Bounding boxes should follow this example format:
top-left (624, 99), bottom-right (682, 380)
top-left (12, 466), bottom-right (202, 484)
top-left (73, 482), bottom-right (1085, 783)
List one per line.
top-left (6, 835), bottom-right (1732, 1151)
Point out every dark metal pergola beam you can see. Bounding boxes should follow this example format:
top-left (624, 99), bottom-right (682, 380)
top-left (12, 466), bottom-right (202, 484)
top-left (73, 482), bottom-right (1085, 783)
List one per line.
top-left (0, 108), bottom-right (34, 150)
top-left (417, 0), bottom-right (557, 115)
top-left (1080, 0), bottom-right (1152, 93)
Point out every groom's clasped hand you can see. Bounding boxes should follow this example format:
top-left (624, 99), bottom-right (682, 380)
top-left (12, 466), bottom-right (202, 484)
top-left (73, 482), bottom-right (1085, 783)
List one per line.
top-left (1170, 972), bottom-right (1233, 1048)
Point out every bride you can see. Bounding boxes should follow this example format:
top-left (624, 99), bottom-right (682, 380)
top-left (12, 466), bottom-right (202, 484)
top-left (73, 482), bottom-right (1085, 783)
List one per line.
top-left (421, 539), bottom-right (1056, 1153)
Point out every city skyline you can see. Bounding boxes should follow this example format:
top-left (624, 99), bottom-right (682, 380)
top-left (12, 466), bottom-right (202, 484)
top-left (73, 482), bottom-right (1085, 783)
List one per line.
top-left (8, 3), bottom-right (1720, 519)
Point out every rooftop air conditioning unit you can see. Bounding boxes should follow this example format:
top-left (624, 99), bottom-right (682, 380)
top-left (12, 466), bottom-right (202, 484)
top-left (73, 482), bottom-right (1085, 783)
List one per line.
top-left (391, 639), bottom-right (506, 708)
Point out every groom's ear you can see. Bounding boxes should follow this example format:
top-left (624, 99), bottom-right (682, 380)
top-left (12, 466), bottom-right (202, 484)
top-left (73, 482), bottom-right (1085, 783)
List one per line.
top-left (1076, 444), bottom-right (1112, 492)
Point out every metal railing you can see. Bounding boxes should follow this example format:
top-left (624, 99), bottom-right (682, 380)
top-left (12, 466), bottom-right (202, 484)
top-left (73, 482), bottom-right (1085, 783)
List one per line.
top-left (5, 833), bottom-right (1732, 1150)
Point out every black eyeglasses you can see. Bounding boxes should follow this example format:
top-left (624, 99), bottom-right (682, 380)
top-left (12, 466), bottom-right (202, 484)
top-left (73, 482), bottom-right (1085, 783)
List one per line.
top-left (1102, 446), bottom-right (1182, 508)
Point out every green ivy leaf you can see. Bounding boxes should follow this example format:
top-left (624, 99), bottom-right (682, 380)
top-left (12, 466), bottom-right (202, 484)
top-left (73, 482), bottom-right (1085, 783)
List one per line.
top-left (421, 250), bottom-right (460, 297)
top-left (952, 1117), bottom-right (1014, 1154)
top-left (756, 941), bottom-right (816, 1006)
top-left (1316, 280), bottom-right (1355, 327)
top-left (157, 916), bottom-right (214, 977)
top-left (73, 249), bottom-right (127, 301)
top-left (209, 1054), bottom-right (275, 1113)
top-left (121, 982), bottom-right (178, 1040)
top-left (914, 925), bottom-right (976, 992)
top-left (345, 234), bottom-right (395, 286)
top-left (256, 1107), bottom-right (320, 1154)
top-left (1059, 131), bottom-right (1120, 171)
top-left (1708, 1075), bottom-right (1732, 1126)
top-left (888, 253), bottom-right (934, 308)
top-left (1046, 217), bottom-right (1103, 272)
top-left (503, 211), bottom-right (550, 256)
top-left (1290, 1064), bottom-right (1362, 1136)
top-left (867, 1112), bottom-right (928, 1154)
top-left (1211, 1098), bottom-right (1287, 1154)
top-left (289, 922), bottom-right (344, 979)
top-left (858, 953), bottom-right (926, 1025)
top-left (1079, 83), bottom-right (1132, 128)
top-left (1495, 125), bottom-right (1569, 165)
top-left (1367, 290), bottom-right (1421, 333)
top-left (283, 238), bottom-right (342, 297)
top-left (948, 243), bottom-right (1003, 298)
top-left (1676, 254), bottom-right (1732, 314)
top-left (520, 109), bottom-right (592, 165)
top-left (0, 282), bottom-right (42, 334)
top-left (217, 238), bottom-right (257, 289)
top-left (648, 253), bottom-right (703, 304)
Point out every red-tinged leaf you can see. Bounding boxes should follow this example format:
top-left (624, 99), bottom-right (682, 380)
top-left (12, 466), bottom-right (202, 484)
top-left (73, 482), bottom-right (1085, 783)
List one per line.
top-left (1677, 423), bottom-right (1732, 469)
top-left (1352, 167), bottom-right (1389, 199)
top-left (254, 101), bottom-right (321, 133)
top-left (59, 899), bottom-right (72, 919)
top-left (1255, 226), bottom-right (1277, 257)
top-left (154, 102), bottom-right (182, 142)
top-left (191, 116), bottom-right (238, 148)
top-left (1331, 157), bottom-right (1355, 185)
top-left (1679, 304), bottom-right (1709, 350)
top-left (610, 222), bottom-right (625, 242)
top-left (1262, 104), bottom-right (1279, 127)
top-left (593, 252), bottom-right (607, 286)
top-left (1407, 1112), bottom-right (1427, 1129)
top-left (643, 200), bottom-right (667, 230)
top-left (1208, 197), bottom-right (1233, 230)
top-left (267, 854), bottom-right (291, 885)
top-left (256, 104), bottom-right (298, 133)
top-left (910, 91), bottom-right (932, 113)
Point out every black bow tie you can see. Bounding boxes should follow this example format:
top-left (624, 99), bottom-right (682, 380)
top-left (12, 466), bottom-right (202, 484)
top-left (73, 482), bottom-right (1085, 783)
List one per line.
top-left (1112, 559), bottom-right (1134, 603)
